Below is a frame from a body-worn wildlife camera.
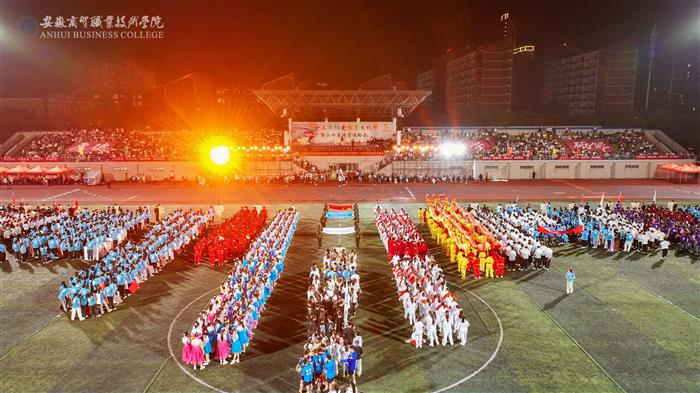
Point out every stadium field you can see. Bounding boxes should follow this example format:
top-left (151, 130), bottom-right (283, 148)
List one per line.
top-left (0, 202), bottom-right (698, 393)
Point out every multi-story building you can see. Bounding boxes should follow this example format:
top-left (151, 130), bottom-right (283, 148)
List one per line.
top-left (646, 39), bottom-right (699, 113)
top-left (417, 69), bottom-right (435, 107)
top-left (417, 55), bottom-right (446, 112)
top-left (445, 38), bottom-right (513, 121)
top-left (446, 49), bottom-right (478, 122)
top-left (479, 38), bottom-right (514, 112)
top-left (511, 45), bottom-right (542, 111)
top-left (500, 12), bottom-right (517, 40)
top-left (544, 41), bottom-right (638, 114)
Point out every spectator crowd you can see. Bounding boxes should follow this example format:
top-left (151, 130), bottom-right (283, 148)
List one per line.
top-left (13, 128), bottom-right (286, 161)
top-left (389, 128), bottom-right (670, 161)
top-left (6, 128), bottom-right (680, 164)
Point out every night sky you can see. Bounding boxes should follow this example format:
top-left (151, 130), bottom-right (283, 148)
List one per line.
top-left (1, 0), bottom-right (697, 96)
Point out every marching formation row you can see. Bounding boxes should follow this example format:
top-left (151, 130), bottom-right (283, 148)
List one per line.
top-left (375, 206), bottom-right (470, 348)
top-left (59, 209), bottom-right (212, 320)
top-left (182, 208), bottom-right (298, 369)
top-left (297, 248), bottom-right (363, 392)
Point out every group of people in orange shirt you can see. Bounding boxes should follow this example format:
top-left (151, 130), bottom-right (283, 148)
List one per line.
top-left (422, 195), bottom-right (506, 280)
top-left (193, 206), bottom-right (268, 265)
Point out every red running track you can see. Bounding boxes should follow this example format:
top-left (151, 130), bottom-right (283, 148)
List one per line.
top-left (1, 179), bottom-right (697, 206)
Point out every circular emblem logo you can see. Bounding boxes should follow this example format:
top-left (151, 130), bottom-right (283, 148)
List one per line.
top-left (16, 16), bottom-right (39, 37)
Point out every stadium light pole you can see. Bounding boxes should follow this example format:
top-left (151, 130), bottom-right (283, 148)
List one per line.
top-left (645, 22), bottom-right (657, 112)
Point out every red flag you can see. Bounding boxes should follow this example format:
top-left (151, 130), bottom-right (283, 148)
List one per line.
top-left (537, 225), bottom-right (583, 235)
top-left (128, 281), bottom-right (140, 294)
top-left (73, 199), bottom-right (79, 211)
top-left (327, 204), bottom-right (353, 210)
top-left (617, 192), bottom-right (623, 204)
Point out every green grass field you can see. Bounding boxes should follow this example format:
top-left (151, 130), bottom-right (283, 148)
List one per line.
top-left (0, 203), bottom-right (698, 393)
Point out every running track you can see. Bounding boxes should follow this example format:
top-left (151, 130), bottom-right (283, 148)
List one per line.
top-left (1, 179), bottom-right (698, 205)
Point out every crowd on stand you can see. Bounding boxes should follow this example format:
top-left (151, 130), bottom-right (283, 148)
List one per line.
top-left (234, 128), bottom-right (284, 147)
top-left (400, 128), bottom-right (495, 147)
top-left (558, 129), bottom-right (661, 159)
top-left (12, 128), bottom-right (286, 162)
top-left (229, 145), bottom-right (292, 160)
top-left (389, 128), bottom-right (671, 161)
top-left (7, 128), bottom-right (681, 164)
top-left (490, 129), bottom-right (565, 159)
top-left (59, 208), bottom-right (212, 321)
top-left (297, 248), bottom-right (363, 393)
top-left (17, 129), bottom-right (189, 161)
top-left (295, 137), bottom-right (392, 152)
top-left (193, 206), bottom-right (267, 265)
top-left (182, 208), bottom-right (298, 369)
top-left (374, 206), bottom-right (470, 349)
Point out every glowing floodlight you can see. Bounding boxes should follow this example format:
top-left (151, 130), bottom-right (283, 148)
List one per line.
top-left (209, 146), bottom-right (231, 165)
top-left (439, 142), bottom-right (467, 158)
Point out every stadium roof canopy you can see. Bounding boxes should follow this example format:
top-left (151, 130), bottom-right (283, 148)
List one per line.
top-left (252, 90), bottom-right (432, 120)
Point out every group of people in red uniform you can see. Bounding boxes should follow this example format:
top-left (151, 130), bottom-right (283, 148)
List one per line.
top-left (193, 206), bottom-right (268, 265)
top-left (464, 250), bottom-right (506, 279)
top-left (387, 235), bottom-right (429, 261)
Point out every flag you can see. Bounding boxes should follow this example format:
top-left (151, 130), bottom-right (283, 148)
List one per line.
top-left (128, 281), bottom-right (140, 294)
top-left (515, 194), bottom-right (519, 204)
top-left (11, 194), bottom-right (15, 206)
top-left (73, 199), bottom-right (79, 211)
top-left (580, 193), bottom-right (584, 205)
top-left (537, 225), bottom-right (583, 235)
top-left (506, 143), bottom-right (512, 157)
top-left (617, 191), bottom-right (623, 205)
top-left (599, 192), bottom-right (605, 206)
top-left (652, 190), bottom-right (657, 204)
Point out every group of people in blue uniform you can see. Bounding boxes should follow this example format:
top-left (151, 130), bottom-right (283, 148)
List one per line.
top-left (182, 207), bottom-right (298, 370)
top-left (1, 204), bottom-right (65, 262)
top-left (59, 209), bottom-right (212, 321)
top-left (2, 204), bottom-right (150, 263)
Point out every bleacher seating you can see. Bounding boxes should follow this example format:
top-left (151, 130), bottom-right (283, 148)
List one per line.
top-left (3, 127), bottom-right (687, 163)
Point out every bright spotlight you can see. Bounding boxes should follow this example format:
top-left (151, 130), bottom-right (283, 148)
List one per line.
top-left (439, 142), bottom-right (467, 158)
top-left (209, 146), bottom-right (230, 165)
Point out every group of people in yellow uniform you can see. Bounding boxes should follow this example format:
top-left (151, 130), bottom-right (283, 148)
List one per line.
top-left (419, 195), bottom-right (505, 280)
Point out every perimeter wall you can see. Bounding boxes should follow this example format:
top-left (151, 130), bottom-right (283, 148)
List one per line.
top-left (1, 158), bottom-right (693, 181)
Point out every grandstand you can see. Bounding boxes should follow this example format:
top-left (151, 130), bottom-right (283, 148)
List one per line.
top-left (0, 76), bottom-right (696, 183)
top-left (1, 124), bottom-right (694, 183)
